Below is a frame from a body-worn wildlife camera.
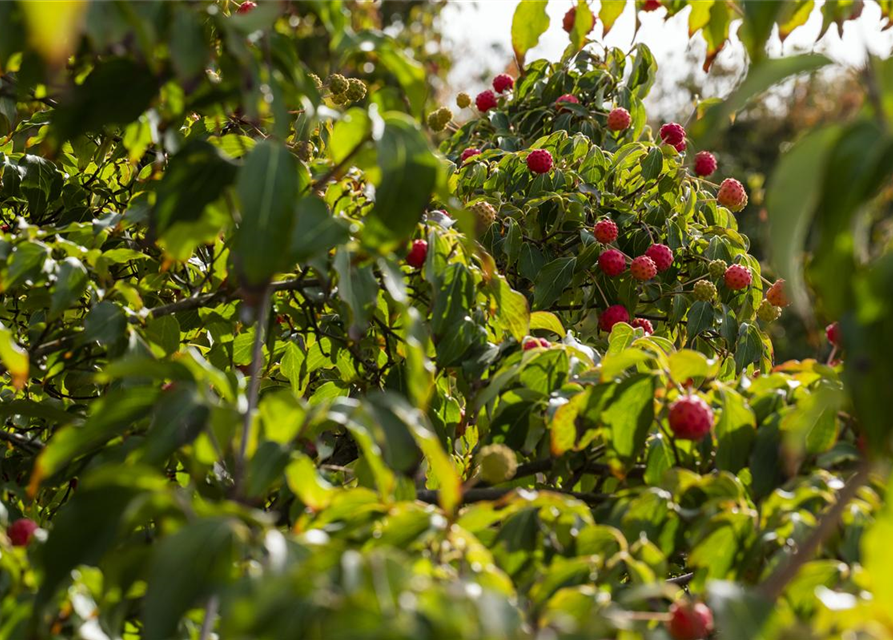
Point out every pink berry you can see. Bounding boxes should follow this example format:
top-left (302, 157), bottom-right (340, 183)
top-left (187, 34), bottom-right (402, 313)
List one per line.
top-left (674, 141), bottom-right (687, 153)
top-left (475, 90), bottom-right (498, 112)
top-left (667, 601), bottom-right (714, 640)
top-left (723, 264), bottom-right (752, 291)
top-left (555, 94), bottom-right (580, 110)
top-left (645, 244), bottom-right (673, 272)
top-left (630, 255), bottom-right (657, 280)
top-left (693, 151), bottom-right (717, 177)
top-left (826, 322), bottom-right (841, 347)
top-left (527, 149), bottom-right (553, 174)
top-left (492, 74), bottom-right (514, 94)
top-left (668, 396), bottom-right (714, 441)
top-left (594, 219), bottom-right (618, 244)
top-left (598, 249), bottom-right (626, 277)
top-left (717, 178), bottom-right (748, 212)
top-left (599, 305), bottom-right (629, 332)
top-left (607, 107), bottom-right (631, 132)
top-left (632, 318), bottom-right (653, 335)
top-left (461, 148), bottom-right (481, 163)
top-left (406, 239), bottom-right (428, 268)
top-left (236, 0), bottom-right (256, 14)
top-left (659, 122), bottom-right (685, 147)
top-left (766, 279), bottom-right (789, 308)
top-left (8, 519), bottom-right (38, 547)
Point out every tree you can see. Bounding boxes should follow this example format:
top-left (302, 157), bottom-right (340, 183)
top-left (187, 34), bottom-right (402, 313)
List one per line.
top-left (0, 1), bottom-right (891, 639)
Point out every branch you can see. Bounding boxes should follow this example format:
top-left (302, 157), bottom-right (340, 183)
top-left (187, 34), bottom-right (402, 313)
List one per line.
top-left (416, 487), bottom-right (610, 507)
top-left (0, 429), bottom-right (44, 454)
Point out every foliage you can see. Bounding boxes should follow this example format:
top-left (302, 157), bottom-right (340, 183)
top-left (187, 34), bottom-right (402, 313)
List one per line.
top-left (0, 2), bottom-right (891, 640)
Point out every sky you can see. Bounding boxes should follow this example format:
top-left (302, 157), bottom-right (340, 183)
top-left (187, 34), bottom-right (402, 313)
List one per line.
top-left (441, 1), bottom-right (893, 118)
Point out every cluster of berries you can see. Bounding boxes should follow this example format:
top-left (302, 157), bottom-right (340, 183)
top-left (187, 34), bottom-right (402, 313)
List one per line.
top-left (427, 106), bottom-right (453, 132)
top-left (325, 74), bottom-right (367, 105)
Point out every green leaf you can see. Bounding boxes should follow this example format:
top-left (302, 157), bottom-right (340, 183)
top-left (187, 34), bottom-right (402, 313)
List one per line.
top-left (333, 247), bottom-right (379, 333)
top-left (529, 311), bottom-right (566, 337)
top-left (49, 257), bottom-right (88, 319)
top-left (701, 0), bottom-right (732, 71)
top-left (686, 300), bottom-right (714, 342)
top-left (234, 140), bottom-right (303, 285)
top-left (641, 147), bottom-right (663, 182)
top-left (604, 374), bottom-right (655, 466)
top-left (431, 263), bottom-right (474, 336)
top-left (668, 349), bottom-right (710, 384)
top-left (533, 257), bottom-right (575, 310)
top-left (734, 322), bottom-right (763, 373)
top-left (511, 0), bottom-right (550, 66)
top-left (739, 1), bottom-right (784, 62)
top-left (289, 196), bottom-right (349, 263)
top-left (169, 5), bottom-right (209, 81)
top-left (568, 0), bottom-right (595, 52)
top-left (491, 276), bottom-right (530, 342)
top-left (285, 453), bottom-right (336, 511)
top-left (599, 0), bottom-right (626, 35)
top-left (81, 301), bottom-right (127, 347)
top-left (0, 327), bottom-right (27, 389)
top-left (550, 389), bottom-right (589, 456)
top-left (145, 315), bottom-right (181, 356)
top-left (715, 386), bottom-right (757, 472)
top-left (17, 155), bottom-right (63, 218)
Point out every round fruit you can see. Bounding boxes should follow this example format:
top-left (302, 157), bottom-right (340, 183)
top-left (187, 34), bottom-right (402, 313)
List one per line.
top-left (461, 148), bottom-right (481, 163)
top-left (493, 74), bottom-right (514, 94)
top-left (555, 94), bottom-right (580, 110)
top-left (527, 149), bottom-right (554, 174)
top-left (693, 280), bottom-right (717, 302)
top-left (475, 90), bottom-right (498, 112)
top-left (344, 78), bottom-right (367, 102)
top-left (598, 249), bottom-right (626, 277)
top-left (632, 318), bottom-right (653, 335)
top-left (630, 255), bottom-right (657, 281)
top-left (599, 305), bottom-right (630, 332)
top-left (642, 0), bottom-right (663, 11)
top-left (758, 299), bottom-right (782, 323)
top-left (406, 239), bottom-right (428, 269)
top-left (766, 279), bottom-right (789, 307)
top-left (8, 518), bottom-right (38, 547)
top-left (522, 336), bottom-right (550, 350)
top-left (607, 107), bottom-right (631, 131)
top-left (826, 322), bottom-right (841, 347)
top-left (295, 141), bottom-right (313, 162)
top-left (308, 73), bottom-right (322, 88)
top-left (717, 178), bottom-right (748, 212)
top-left (708, 259), bottom-right (728, 279)
top-left (667, 601), bottom-right (714, 640)
top-left (645, 243), bottom-right (673, 272)
top-left (594, 219), bottom-right (618, 244)
top-left (236, 0), bottom-right (256, 14)
top-left (470, 201), bottom-right (497, 231)
top-left (724, 264), bottom-right (752, 291)
top-left (427, 107), bottom-right (453, 132)
top-left (659, 122), bottom-right (685, 147)
top-left (668, 396), bottom-right (714, 441)
top-left (693, 151), bottom-right (717, 177)
top-left (327, 73), bottom-right (349, 95)
top-left (477, 444), bottom-right (518, 484)
top-left (456, 92), bottom-right (471, 108)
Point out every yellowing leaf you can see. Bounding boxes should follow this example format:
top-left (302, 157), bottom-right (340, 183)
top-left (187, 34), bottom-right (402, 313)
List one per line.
top-left (530, 311), bottom-right (566, 337)
top-left (0, 328), bottom-right (28, 390)
top-left (511, 0), bottom-right (550, 66)
top-left (21, 1), bottom-right (87, 65)
top-left (599, 0), bottom-right (627, 36)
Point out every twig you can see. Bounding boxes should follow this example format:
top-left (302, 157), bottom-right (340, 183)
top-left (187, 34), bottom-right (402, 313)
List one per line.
top-left (198, 595), bottom-right (219, 640)
top-left (416, 487), bottom-right (611, 507)
top-left (0, 429), bottom-right (44, 454)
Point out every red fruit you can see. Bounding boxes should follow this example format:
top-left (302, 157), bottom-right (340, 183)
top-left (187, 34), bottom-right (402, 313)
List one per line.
top-left (645, 243), bottom-right (673, 272)
top-left (492, 74), bottom-right (514, 94)
top-left (461, 148), bottom-right (481, 163)
top-left (599, 305), bottom-right (629, 332)
top-left (475, 90), bottom-right (498, 112)
top-left (594, 219), bottom-right (618, 244)
top-left (562, 6), bottom-right (595, 33)
top-left (527, 149), bottom-right (553, 174)
top-left (766, 279), bottom-right (789, 307)
top-left (539, 338), bottom-right (551, 348)
top-left (659, 122), bottom-right (685, 147)
top-left (407, 239), bottom-right (428, 268)
top-left (642, 0), bottom-right (662, 11)
top-left (826, 322), bottom-right (841, 347)
top-left (668, 396), bottom-right (714, 441)
top-left (717, 177), bottom-right (748, 212)
top-left (693, 151), bottom-right (717, 177)
top-left (630, 255), bottom-right (657, 281)
top-left (236, 0), bottom-right (256, 13)
top-left (555, 94), bottom-right (580, 110)
top-left (598, 249), bottom-right (626, 277)
top-left (667, 601), bottom-right (714, 640)
top-left (723, 264), bottom-right (752, 291)
top-left (607, 107), bottom-right (631, 132)
top-left (632, 318), bottom-right (653, 335)
top-left (522, 336), bottom-right (551, 351)
top-left (8, 519), bottom-right (38, 547)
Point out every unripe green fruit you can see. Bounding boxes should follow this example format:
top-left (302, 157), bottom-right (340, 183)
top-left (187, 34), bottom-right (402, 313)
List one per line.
top-left (469, 201), bottom-right (497, 232)
top-left (344, 78), bottom-right (367, 102)
top-left (757, 299), bottom-right (782, 322)
top-left (708, 259), bottom-right (728, 280)
top-left (327, 73), bottom-right (349, 95)
top-left (693, 280), bottom-right (716, 302)
top-left (427, 107), bottom-right (453, 132)
top-left (309, 73), bottom-right (322, 89)
top-left (477, 444), bottom-right (517, 484)
top-left (456, 92), bottom-right (471, 109)
top-left (331, 91), bottom-right (349, 105)
top-left (295, 141), bottom-right (313, 162)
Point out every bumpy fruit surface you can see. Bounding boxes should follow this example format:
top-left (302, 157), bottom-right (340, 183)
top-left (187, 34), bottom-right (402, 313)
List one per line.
top-left (826, 322), bottom-right (841, 347)
top-left (632, 318), bottom-right (653, 335)
top-left (492, 74), bottom-right (514, 93)
top-left (8, 518), bottom-right (38, 547)
top-left (599, 305), bottom-right (630, 332)
top-left (668, 396), bottom-right (714, 441)
top-left (295, 141), bottom-right (313, 162)
top-left (456, 92), bottom-right (471, 108)
top-left (708, 259), bottom-right (728, 279)
top-left (724, 264), bottom-right (752, 290)
top-left (327, 73), bottom-right (349, 95)
top-left (659, 122), bottom-right (685, 147)
top-left (758, 299), bottom-right (782, 323)
top-left (766, 279), bottom-right (789, 307)
top-left (717, 178), bottom-right (748, 212)
top-left (522, 336), bottom-right (551, 350)
top-left (693, 280), bottom-right (716, 302)
top-left (461, 148), bottom-right (481, 163)
top-left (330, 91), bottom-right (349, 105)
top-left (236, 0), bottom-right (256, 13)
top-left (667, 602), bottom-right (714, 640)
top-left (344, 78), bottom-right (367, 102)
top-left (598, 249), bottom-right (626, 277)
top-left (642, 0), bottom-right (663, 11)
top-left (630, 255), bottom-right (657, 281)
top-left (470, 201), bottom-right (497, 231)
top-left (427, 107), bottom-right (453, 132)
top-left (645, 243), bottom-right (673, 272)
top-left (555, 94), bottom-right (580, 110)
top-left (477, 444), bottom-right (518, 484)
top-left (527, 149), bottom-right (553, 174)
top-left (607, 107), bottom-right (631, 131)
top-left (594, 219), bottom-right (618, 244)
top-left (693, 151), bottom-right (717, 177)
top-left (406, 240), bottom-right (428, 268)
top-left (308, 73), bottom-right (322, 88)
top-left (475, 90), bottom-right (498, 112)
